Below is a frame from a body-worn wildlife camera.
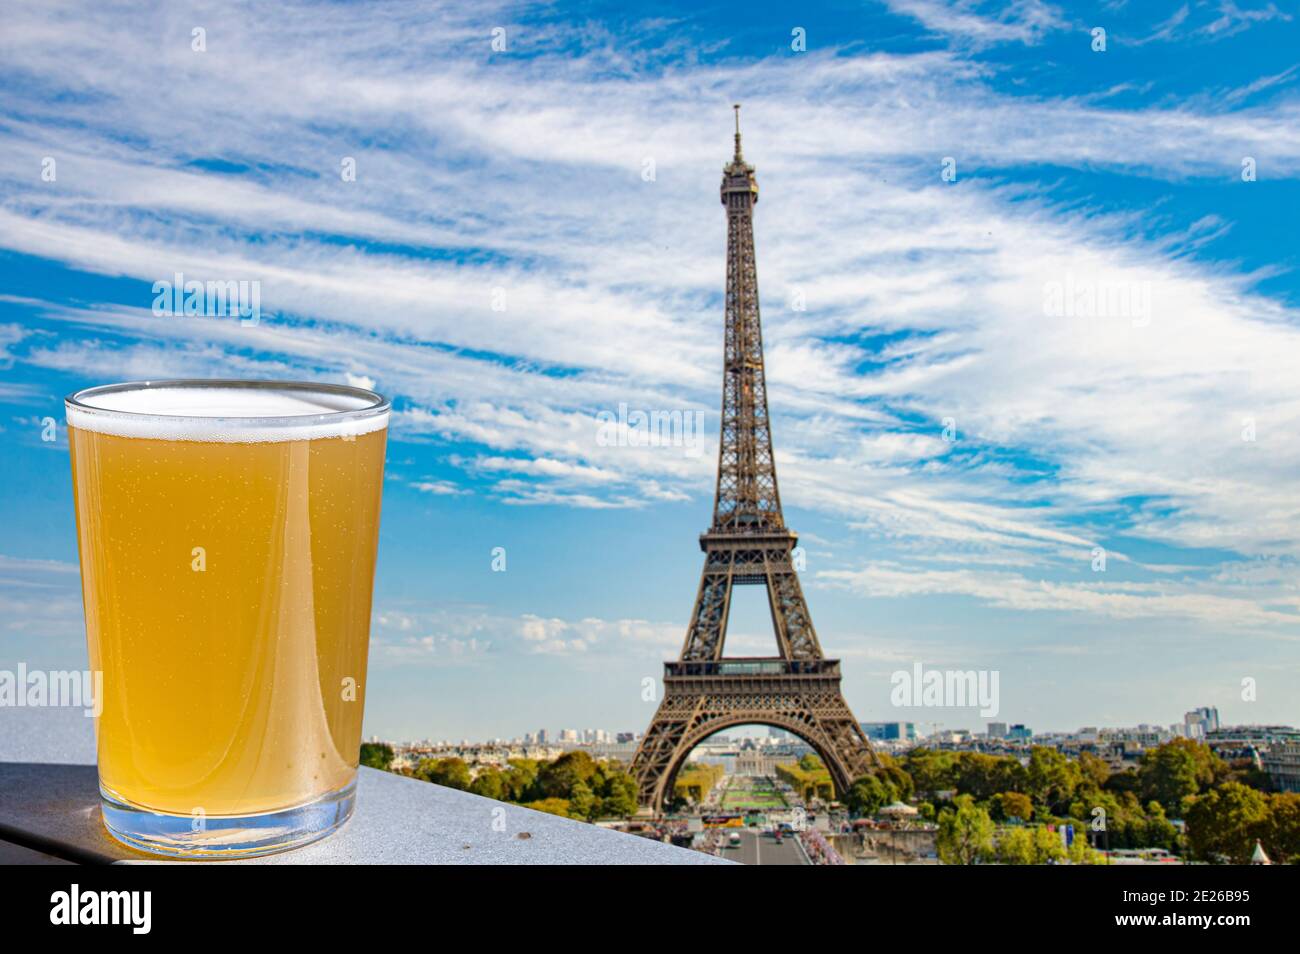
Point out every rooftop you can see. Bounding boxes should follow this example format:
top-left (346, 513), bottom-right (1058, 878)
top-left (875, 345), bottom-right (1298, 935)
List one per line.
top-left (0, 706), bottom-right (726, 865)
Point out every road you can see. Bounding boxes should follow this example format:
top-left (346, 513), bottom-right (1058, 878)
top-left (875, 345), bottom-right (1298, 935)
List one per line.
top-left (718, 829), bottom-right (808, 866)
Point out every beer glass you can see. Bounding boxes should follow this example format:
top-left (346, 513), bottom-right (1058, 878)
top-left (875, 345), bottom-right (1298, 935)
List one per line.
top-left (66, 380), bottom-right (389, 857)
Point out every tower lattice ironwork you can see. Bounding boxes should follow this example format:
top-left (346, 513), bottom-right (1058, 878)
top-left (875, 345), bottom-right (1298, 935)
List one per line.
top-left (629, 107), bottom-right (876, 812)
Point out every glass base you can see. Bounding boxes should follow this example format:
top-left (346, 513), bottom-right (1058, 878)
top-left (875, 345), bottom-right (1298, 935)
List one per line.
top-left (100, 779), bottom-right (356, 859)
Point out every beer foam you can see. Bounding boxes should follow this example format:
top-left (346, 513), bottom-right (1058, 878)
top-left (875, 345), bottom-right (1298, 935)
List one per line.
top-left (66, 385), bottom-right (389, 442)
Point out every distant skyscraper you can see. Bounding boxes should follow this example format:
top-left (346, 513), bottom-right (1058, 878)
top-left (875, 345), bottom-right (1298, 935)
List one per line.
top-left (987, 722), bottom-right (1008, 739)
top-left (1184, 706), bottom-right (1220, 738)
top-left (860, 722), bottom-right (916, 741)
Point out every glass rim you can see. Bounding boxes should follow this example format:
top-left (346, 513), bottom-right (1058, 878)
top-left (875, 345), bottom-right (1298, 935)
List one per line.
top-left (64, 378), bottom-right (390, 426)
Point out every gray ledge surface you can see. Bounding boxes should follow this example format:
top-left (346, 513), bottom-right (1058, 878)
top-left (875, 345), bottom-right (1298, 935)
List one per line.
top-left (0, 706), bottom-right (726, 865)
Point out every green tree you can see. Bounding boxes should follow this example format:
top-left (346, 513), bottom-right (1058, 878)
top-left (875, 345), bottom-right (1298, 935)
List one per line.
top-left (1141, 801), bottom-right (1179, 852)
top-left (535, 751), bottom-right (599, 799)
top-left (1023, 747), bottom-right (1082, 813)
top-left (998, 791), bottom-right (1033, 822)
top-left (1104, 768), bottom-right (1141, 796)
top-left (1185, 781), bottom-right (1270, 863)
top-left (1031, 826), bottom-right (1067, 863)
top-left (469, 767), bottom-right (506, 801)
top-left (504, 758), bottom-right (539, 801)
top-left (996, 827), bottom-right (1036, 864)
top-left (359, 742), bottom-right (393, 771)
top-left (1138, 739), bottom-right (1225, 813)
top-left (936, 795), bottom-right (994, 865)
top-left (1068, 835), bottom-right (1104, 865)
top-left (568, 780), bottom-right (599, 820)
top-left (997, 825), bottom-right (1079, 864)
top-left (878, 762), bottom-right (915, 802)
top-left (523, 798), bottom-right (572, 818)
top-left (1262, 792), bottom-right (1300, 864)
top-left (599, 771), bottom-right (640, 819)
top-left (845, 774), bottom-right (892, 816)
top-left (1077, 751), bottom-right (1111, 791)
top-left (418, 756), bottom-right (471, 790)
top-left (955, 753), bottom-right (1022, 801)
top-left (902, 749), bottom-right (958, 795)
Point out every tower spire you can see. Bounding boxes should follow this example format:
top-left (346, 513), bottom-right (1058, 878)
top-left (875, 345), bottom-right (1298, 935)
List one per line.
top-left (733, 103), bottom-right (743, 161)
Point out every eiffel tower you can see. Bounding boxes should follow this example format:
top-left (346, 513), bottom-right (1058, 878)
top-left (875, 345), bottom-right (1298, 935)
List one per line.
top-left (629, 107), bottom-right (876, 812)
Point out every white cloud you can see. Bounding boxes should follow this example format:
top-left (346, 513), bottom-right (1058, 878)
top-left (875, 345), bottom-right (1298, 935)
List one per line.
top-left (884, 0), bottom-right (1067, 46)
top-left (1, 1), bottom-right (1298, 629)
top-left (821, 561), bottom-right (1300, 628)
top-left (371, 606), bottom-right (681, 661)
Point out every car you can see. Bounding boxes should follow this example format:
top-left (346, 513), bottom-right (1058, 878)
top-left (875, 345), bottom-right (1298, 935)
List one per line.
top-left (728, 832), bottom-right (742, 847)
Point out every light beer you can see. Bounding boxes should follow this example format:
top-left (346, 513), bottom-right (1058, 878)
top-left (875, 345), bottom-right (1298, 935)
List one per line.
top-left (66, 381), bottom-right (388, 856)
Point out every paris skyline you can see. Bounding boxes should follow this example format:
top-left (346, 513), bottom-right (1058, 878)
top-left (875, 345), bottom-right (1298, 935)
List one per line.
top-left (1, 1), bottom-right (1298, 743)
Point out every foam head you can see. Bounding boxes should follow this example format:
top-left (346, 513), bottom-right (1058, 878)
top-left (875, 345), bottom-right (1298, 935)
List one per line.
top-left (66, 382), bottom-right (390, 442)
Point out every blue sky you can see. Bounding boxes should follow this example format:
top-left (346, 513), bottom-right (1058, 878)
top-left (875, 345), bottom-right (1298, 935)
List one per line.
top-left (1, 0), bottom-right (1298, 742)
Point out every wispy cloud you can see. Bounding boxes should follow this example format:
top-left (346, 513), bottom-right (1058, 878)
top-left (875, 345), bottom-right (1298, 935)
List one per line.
top-left (882, 0), bottom-right (1068, 46)
top-left (1, 0), bottom-right (1297, 637)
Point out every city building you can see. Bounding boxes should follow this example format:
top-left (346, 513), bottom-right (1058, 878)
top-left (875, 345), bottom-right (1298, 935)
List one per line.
top-left (986, 722), bottom-right (1008, 739)
top-left (1183, 706), bottom-right (1220, 739)
top-left (1261, 741), bottom-right (1300, 793)
top-left (860, 722), bottom-right (917, 742)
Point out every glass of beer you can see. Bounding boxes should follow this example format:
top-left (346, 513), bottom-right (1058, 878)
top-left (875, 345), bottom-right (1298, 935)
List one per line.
top-left (66, 380), bottom-right (389, 857)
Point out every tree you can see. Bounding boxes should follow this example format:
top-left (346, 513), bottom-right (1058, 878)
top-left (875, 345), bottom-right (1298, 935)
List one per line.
top-left (504, 758), bottom-right (539, 801)
top-left (1067, 836), bottom-right (1104, 865)
top-left (998, 791), bottom-right (1033, 822)
top-left (955, 753), bottom-right (1022, 801)
top-left (996, 827), bottom-right (1036, 865)
top-left (875, 753), bottom-right (916, 802)
top-left (1262, 792), bottom-right (1300, 864)
top-left (1140, 801), bottom-right (1179, 853)
top-left (997, 825), bottom-right (1079, 865)
top-left (799, 753), bottom-right (825, 773)
top-left (469, 767), bottom-right (506, 801)
top-left (1104, 768), bottom-right (1141, 796)
top-left (1139, 739), bottom-right (1224, 813)
top-left (902, 749), bottom-right (958, 796)
top-left (845, 775), bottom-right (892, 816)
top-left (1031, 826), bottom-right (1067, 864)
top-left (523, 798), bottom-right (572, 818)
top-left (1077, 751), bottom-right (1111, 791)
top-left (1185, 781), bottom-right (1269, 863)
top-left (359, 742), bottom-right (393, 771)
top-left (535, 751), bottom-right (599, 799)
top-left (936, 795), bottom-right (994, 865)
top-left (568, 781), bottom-right (599, 820)
top-left (1023, 747), bottom-right (1082, 813)
top-left (600, 771), bottom-right (640, 819)
top-left (418, 756), bottom-right (471, 790)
